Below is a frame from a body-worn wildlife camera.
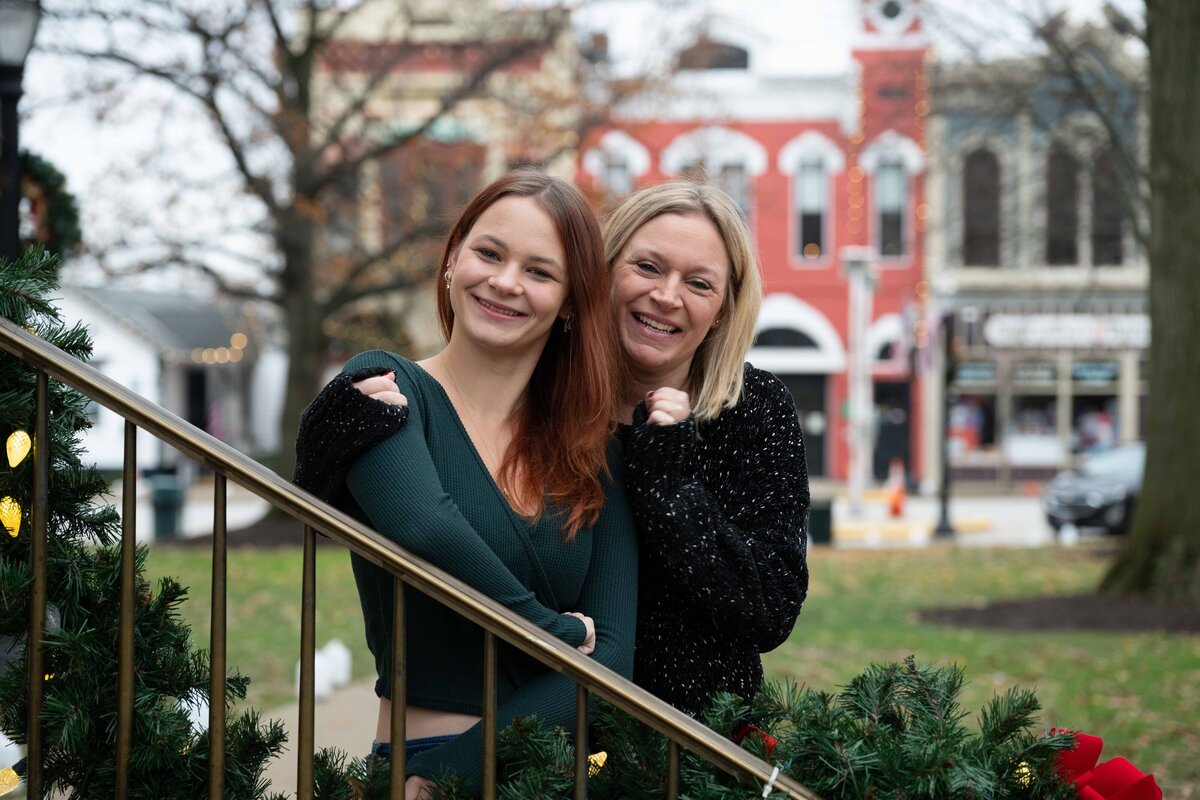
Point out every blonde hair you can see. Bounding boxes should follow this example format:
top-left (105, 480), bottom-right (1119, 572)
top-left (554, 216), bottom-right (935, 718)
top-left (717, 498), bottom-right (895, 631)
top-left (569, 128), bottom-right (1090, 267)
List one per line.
top-left (603, 180), bottom-right (763, 421)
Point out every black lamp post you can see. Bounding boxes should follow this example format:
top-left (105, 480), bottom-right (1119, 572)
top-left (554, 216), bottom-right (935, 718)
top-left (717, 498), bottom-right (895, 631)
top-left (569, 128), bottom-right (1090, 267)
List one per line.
top-left (0, 0), bottom-right (42, 263)
top-left (933, 310), bottom-right (957, 539)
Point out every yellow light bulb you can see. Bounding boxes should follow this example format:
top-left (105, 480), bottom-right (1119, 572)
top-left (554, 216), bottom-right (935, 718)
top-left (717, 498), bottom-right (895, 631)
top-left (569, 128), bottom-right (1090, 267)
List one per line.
top-left (587, 750), bottom-right (608, 777)
top-left (6, 430), bottom-right (31, 468)
top-left (0, 497), bottom-right (20, 538)
top-left (0, 767), bottom-right (18, 796)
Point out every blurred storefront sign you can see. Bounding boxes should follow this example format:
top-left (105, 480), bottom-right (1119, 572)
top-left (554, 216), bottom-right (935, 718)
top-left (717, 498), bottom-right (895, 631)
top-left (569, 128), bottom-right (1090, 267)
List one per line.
top-left (984, 313), bottom-right (1148, 349)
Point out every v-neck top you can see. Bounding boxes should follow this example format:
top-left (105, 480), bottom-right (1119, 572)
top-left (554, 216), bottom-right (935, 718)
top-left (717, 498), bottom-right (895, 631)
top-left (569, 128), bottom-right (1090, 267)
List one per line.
top-left (340, 350), bottom-right (639, 791)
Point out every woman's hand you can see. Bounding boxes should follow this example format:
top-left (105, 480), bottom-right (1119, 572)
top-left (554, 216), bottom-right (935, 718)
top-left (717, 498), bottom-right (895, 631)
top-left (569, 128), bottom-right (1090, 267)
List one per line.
top-left (405, 775), bottom-right (434, 799)
top-left (644, 387), bottom-right (691, 426)
top-left (354, 371), bottom-right (408, 408)
top-left (564, 612), bottom-right (596, 655)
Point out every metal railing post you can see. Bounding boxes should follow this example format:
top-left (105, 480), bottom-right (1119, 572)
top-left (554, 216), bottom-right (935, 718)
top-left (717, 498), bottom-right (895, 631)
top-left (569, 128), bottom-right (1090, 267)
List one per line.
top-left (297, 525), bottom-right (317, 800)
top-left (481, 632), bottom-right (497, 800)
top-left (116, 422), bottom-right (137, 795)
top-left (25, 370), bottom-right (49, 799)
top-left (573, 685), bottom-right (589, 800)
top-left (208, 474), bottom-right (227, 798)
top-left (667, 740), bottom-right (680, 800)
top-left (389, 576), bottom-right (407, 797)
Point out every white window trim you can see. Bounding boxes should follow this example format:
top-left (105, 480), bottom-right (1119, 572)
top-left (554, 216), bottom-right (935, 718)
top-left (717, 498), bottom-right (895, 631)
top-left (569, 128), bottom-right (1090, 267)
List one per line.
top-left (582, 130), bottom-right (651, 192)
top-left (860, 130), bottom-right (924, 175)
top-left (861, 130), bottom-right (922, 265)
top-left (779, 131), bottom-right (844, 268)
top-left (660, 126), bottom-right (768, 177)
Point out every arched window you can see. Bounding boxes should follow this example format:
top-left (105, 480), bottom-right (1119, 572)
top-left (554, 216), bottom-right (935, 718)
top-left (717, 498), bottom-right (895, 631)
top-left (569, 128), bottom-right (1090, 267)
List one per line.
top-left (661, 128), bottom-right (766, 221)
top-left (962, 148), bottom-right (1000, 266)
top-left (796, 161), bottom-right (827, 259)
top-left (1045, 143), bottom-right (1079, 265)
top-left (779, 131), bottom-right (844, 263)
top-left (582, 130), bottom-right (651, 199)
top-left (678, 38), bottom-right (749, 70)
top-left (861, 130), bottom-right (923, 261)
top-left (1092, 147), bottom-right (1124, 266)
top-left (754, 328), bottom-right (819, 348)
top-left (876, 162), bottom-right (906, 257)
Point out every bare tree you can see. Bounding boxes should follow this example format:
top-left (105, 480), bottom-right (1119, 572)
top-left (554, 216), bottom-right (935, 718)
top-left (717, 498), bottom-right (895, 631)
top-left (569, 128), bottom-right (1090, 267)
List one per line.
top-left (36, 0), bottom-right (628, 478)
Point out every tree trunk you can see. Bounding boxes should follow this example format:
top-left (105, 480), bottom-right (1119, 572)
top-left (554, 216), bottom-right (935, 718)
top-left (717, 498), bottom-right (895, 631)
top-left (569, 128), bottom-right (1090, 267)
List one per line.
top-left (1103, 0), bottom-right (1200, 602)
top-left (274, 209), bottom-right (325, 482)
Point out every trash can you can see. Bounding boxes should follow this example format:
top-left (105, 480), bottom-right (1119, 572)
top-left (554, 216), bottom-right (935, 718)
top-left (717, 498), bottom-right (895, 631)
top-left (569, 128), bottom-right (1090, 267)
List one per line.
top-left (151, 474), bottom-right (185, 539)
top-left (808, 499), bottom-right (832, 545)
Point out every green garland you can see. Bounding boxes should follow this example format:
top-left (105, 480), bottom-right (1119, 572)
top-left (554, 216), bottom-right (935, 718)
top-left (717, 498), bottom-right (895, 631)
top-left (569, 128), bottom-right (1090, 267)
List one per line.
top-left (310, 657), bottom-right (1078, 799)
top-left (19, 151), bottom-right (82, 258)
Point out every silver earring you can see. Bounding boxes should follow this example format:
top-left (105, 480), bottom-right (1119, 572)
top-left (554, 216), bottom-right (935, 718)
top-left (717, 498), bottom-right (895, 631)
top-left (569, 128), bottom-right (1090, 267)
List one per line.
top-left (713, 317), bottom-right (722, 330)
top-left (563, 316), bottom-right (573, 333)
top-left (444, 269), bottom-right (452, 290)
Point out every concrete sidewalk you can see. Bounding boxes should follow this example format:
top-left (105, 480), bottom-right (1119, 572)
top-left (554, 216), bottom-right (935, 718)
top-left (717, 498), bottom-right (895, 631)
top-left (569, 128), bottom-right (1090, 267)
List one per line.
top-left (829, 493), bottom-right (1059, 548)
top-left (110, 475), bottom-right (272, 542)
top-left (261, 680), bottom-right (381, 795)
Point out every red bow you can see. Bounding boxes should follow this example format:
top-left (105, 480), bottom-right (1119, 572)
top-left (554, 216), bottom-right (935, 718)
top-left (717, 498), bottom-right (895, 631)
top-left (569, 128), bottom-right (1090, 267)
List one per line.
top-left (1053, 729), bottom-right (1162, 800)
top-left (733, 723), bottom-right (778, 759)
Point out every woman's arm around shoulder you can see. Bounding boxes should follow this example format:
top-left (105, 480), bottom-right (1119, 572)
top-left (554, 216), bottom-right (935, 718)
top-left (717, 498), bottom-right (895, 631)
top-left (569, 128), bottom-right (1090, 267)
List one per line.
top-left (293, 351), bottom-right (410, 503)
top-left (624, 364), bottom-right (810, 651)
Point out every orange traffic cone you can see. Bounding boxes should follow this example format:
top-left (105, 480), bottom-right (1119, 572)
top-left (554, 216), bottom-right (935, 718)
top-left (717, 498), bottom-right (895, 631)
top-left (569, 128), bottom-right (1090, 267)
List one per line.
top-left (886, 458), bottom-right (906, 518)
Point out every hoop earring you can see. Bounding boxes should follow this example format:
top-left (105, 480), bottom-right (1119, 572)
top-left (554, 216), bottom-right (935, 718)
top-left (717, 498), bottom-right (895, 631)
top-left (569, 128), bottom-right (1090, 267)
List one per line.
top-left (563, 315), bottom-right (574, 333)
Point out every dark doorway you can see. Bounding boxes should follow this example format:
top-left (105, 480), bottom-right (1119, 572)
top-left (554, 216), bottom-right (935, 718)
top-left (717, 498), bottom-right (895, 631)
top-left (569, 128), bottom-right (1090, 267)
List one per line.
top-left (873, 381), bottom-right (911, 484)
top-left (777, 374), bottom-right (828, 477)
top-left (186, 367), bottom-right (208, 431)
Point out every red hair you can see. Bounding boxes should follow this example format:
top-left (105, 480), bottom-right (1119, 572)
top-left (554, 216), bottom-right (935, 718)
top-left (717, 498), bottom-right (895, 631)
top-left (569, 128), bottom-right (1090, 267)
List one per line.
top-left (435, 170), bottom-right (620, 539)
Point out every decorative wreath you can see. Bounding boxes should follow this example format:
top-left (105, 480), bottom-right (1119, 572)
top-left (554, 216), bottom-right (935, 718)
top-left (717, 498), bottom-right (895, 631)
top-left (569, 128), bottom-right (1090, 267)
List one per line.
top-left (20, 150), bottom-right (82, 258)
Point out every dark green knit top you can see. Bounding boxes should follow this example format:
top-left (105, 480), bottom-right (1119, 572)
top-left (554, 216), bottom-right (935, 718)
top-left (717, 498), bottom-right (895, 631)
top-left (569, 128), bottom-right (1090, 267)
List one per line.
top-left (340, 351), bottom-right (639, 791)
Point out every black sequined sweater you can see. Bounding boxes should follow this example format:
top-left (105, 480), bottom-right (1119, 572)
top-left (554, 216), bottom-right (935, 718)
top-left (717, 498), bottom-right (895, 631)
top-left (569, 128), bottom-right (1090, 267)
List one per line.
top-left (295, 362), bottom-right (809, 716)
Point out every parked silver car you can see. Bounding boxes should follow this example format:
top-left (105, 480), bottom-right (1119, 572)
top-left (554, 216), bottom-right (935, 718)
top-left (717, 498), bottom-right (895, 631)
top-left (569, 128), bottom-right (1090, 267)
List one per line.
top-left (1042, 443), bottom-right (1145, 535)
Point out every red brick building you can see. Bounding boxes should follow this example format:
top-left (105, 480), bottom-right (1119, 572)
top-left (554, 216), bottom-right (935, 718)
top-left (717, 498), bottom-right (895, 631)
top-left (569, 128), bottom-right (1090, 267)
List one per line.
top-left (578, 0), bottom-right (932, 483)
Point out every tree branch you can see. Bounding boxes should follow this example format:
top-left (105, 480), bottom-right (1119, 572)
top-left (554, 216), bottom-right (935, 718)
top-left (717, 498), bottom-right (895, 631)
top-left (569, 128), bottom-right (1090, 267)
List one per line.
top-left (322, 218), bottom-right (447, 314)
top-left (311, 22), bottom-right (564, 195)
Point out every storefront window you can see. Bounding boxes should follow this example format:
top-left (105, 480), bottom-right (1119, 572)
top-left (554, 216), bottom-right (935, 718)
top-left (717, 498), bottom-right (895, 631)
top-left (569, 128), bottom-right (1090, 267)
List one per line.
top-left (1072, 396), bottom-right (1117, 453)
top-left (949, 395), bottom-right (996, 457)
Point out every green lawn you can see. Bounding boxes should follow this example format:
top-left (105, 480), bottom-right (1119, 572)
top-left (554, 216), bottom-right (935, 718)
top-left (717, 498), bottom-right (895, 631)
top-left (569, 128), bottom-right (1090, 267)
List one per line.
top-left (145, 542), bottom-right (1200, 795)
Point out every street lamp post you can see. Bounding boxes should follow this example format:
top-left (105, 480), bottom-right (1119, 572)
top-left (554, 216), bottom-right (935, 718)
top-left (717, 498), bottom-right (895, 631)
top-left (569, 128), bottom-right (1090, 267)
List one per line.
top-left (841, 246), bottom-right (877, 518)
top-left (934, 310), bottom-right (957, 539)
top-left (0, 0), bottom-right (42, 263)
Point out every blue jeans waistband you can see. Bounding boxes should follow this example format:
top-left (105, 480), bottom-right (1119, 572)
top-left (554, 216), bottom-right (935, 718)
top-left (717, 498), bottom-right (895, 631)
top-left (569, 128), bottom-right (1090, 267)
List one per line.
top-left (371, 734), bottom-right (458, 762)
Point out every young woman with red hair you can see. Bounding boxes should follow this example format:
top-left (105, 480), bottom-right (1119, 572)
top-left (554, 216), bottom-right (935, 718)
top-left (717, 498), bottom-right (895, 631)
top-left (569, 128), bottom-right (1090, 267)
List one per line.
top-left (297, 170), bottom-right (637, 798)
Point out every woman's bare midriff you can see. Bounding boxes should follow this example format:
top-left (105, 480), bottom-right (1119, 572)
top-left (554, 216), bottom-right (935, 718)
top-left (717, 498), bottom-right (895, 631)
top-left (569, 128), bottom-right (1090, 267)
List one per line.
top-left (376, 699), bottom-right (481, 742)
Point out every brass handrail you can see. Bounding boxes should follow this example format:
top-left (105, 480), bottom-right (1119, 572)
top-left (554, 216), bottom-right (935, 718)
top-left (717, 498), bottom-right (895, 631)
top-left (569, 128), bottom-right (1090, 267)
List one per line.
top-left (0, 318), bottom-right (817, 799)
